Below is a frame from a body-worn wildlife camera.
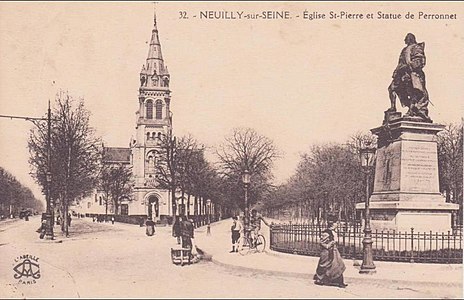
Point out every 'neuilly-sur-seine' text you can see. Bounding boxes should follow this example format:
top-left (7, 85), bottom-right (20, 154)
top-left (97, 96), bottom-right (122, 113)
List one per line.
top-left (181, 10), bottom-right (457, 21)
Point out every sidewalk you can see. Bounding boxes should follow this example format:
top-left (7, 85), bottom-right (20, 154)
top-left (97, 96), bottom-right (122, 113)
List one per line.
top-left (195, 219), bottom-right (463, 287)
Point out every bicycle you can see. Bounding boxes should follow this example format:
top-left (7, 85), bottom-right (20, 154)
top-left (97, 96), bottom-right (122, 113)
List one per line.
top-left (238, 229), bottom-right (266, 255)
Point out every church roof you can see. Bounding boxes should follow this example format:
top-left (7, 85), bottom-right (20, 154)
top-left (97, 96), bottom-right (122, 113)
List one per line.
top-left (103, 147), bottom-right (131, 164)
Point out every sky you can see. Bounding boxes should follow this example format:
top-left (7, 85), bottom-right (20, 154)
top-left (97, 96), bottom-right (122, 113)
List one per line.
top-left (0, 1), bottom-right (463, 203)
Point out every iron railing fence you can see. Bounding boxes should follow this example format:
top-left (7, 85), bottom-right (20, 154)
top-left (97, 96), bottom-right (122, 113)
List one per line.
top-left (270, 223), bottom-right (463, 264)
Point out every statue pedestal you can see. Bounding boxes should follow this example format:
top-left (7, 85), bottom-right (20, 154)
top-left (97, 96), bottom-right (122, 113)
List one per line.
top-left (356, 118), bottom-right (459, 233)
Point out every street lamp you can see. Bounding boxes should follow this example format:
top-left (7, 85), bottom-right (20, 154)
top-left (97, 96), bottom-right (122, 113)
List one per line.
top-left (241, 169), bottom-right (251, 227)
top-left (206, 199), bottom-right (211, 224)
top-left (359, 145), bottom-right (376, 274)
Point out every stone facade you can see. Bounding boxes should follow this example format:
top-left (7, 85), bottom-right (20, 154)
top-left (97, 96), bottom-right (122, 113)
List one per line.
top-left (128, 13), bottom-right (172, 222)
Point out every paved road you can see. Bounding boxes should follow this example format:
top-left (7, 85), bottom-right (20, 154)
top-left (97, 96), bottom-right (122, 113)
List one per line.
top-left (0, 217), bottom-right (460, 298)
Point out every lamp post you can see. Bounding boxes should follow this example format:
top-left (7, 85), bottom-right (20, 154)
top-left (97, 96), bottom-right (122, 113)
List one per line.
top-left (206, 199), bottom-right (211, 224)
top-left (359, 145), bottom-right (376, 274)
top-left (241, 169), bottom-right (251, 227)
top-left (45, 170), bottom-right (54, 238)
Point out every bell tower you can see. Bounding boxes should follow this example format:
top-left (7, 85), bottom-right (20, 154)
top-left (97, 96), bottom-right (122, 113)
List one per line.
top-left (130, 9), bottom-right (172, 219)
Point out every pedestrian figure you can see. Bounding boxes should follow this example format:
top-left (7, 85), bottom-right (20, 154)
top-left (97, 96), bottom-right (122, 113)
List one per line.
top-left (145, 218), bottom-right (155, 236)
top-left (180, 216), bottom-right (194, 250)
top-left (314, 229), bottom-right (347, 288)
top-left (230, 216), bottom-right (242, 253)
top-left (172, 216), bottom-right (182, 245)
top-left (67, 213), bottom-right (72, 227)
top-left (111, 216), bottom-right (115, 224)
top-left (38, 214), bottom-right (47, 239)
top-left (326, 214), bottom-right (339, 242)
top-left (206, 222), bottom-right (211, 236)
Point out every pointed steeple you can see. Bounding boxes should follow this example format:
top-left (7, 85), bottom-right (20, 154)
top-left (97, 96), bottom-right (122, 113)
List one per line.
top-left (139, 4), bottom-right (170, 89)
top-left (149, 7), bottom-right (161, 57)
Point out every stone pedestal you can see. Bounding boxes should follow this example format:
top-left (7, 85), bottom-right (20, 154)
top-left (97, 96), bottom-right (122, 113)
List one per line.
top-left (356, 117), bottom-right (459, 233)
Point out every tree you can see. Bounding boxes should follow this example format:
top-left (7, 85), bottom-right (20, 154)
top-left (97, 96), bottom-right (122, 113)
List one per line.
top-left (184, 148), bottom-right (209, 217)
top-left (98, 163), bottom-right (133, 216)
top-left (437, 122), bottom-right (463, 224)
top-left (155, 132), bottom-right (199, 216)
top-left (28, 91), bottom-right (100, 236)
top-left (216, 127), bottom-right (280, 210)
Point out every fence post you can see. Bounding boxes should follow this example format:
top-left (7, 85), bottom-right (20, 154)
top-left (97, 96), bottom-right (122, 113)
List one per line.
top-left (410, 227), bottom-right (415, 263)
top-left (269, 223), bottom-right (273, 251)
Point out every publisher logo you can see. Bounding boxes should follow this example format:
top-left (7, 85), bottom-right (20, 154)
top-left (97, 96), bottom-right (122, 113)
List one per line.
top-left (13, 254), bottom-right (40, 284)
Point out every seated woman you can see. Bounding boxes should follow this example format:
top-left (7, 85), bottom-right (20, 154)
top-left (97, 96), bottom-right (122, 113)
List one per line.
top-left (314, 229), bottom-right (347, 288)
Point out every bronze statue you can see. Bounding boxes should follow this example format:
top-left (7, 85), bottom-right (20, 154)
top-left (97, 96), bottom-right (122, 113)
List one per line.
top-left (387, 33), bottom-right (431, 122)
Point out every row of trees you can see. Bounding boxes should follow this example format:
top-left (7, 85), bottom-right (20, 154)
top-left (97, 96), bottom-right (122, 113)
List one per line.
top-left (0, 167), bottom-right (43, 218)
top-left (262, 132), bottom-right (376, 223)
top-left (150, 127), bottom-right (280, 221)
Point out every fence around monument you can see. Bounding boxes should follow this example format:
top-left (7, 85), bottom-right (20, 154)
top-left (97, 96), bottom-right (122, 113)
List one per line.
top-left (270, 223), bottom-right (463, 264)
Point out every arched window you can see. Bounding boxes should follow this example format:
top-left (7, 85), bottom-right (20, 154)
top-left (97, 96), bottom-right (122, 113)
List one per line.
top-left (146, 152), bottom-right (156, 174)
top-left (147, 132), bottom-right (151, 140)
top-left (148, 156), bottom-right (154, 173)
top-left (99, 196), bottom-right (102, 206)
top-left (152, 132), bottom-right (156, 139)
top-left (146, 100), bottom-right (153, 119)
top-left (155, 100), bottom-right (162, 119)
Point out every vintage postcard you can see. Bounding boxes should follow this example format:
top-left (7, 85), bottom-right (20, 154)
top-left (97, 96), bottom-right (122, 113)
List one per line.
top-left (0, 1), bottom-right (463, 299)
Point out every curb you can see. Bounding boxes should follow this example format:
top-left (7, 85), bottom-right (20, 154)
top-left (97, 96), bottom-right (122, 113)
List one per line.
top-left (198, 247), bottom-right (462, 288)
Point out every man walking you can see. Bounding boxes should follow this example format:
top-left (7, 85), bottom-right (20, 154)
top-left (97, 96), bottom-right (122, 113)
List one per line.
top-left (180, 216), bottom-right (194, 250)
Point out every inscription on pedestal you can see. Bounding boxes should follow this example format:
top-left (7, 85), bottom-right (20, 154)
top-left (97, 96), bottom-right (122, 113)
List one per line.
top-left (373, 142), bottom-right (401, 193)
top-left (401, 141), bottom-right (439, 193)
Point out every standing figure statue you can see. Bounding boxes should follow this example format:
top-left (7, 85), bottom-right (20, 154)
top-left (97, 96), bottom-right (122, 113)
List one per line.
top-left (387, 33), bottom-right (431, 122)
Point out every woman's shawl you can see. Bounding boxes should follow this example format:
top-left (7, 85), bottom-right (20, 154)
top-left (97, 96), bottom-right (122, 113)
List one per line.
top-left (316, 239), bottom-right (346, 280)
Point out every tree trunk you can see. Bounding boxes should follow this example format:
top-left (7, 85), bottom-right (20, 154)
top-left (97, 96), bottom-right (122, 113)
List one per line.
top-left (114, 201), bottom-right (119, 216)
top-left (63, 197), bottom-right (69, 237)
top-left (194, 195), bottom-right (198, 226)
top-left (199, 196), bottom-right (203, 225)
top-left (105, 196), bottom-right (108, 217)
top-left (187, 193), bottom-right (191, 217)
top-left (171, 186), bottom-right (176, 216)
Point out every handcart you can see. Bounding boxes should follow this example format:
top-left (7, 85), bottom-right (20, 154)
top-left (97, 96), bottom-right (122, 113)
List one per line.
top-left (170, 248), bottom-right (192, 266)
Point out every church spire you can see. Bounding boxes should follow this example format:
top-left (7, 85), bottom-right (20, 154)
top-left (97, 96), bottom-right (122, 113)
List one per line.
top-left (153, 3), bottom-right (157, 29)
top-left (139, 4), bottom-right (169, 89)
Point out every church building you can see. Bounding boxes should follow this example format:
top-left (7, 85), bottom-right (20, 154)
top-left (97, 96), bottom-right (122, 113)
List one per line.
top-left (76, 12), bottom-right (181, 223)
top-left (128, 12), bottom-right (172, 222)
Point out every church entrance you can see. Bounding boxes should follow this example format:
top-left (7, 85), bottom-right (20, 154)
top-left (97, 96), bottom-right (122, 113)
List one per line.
top-left (147, 195), bottom-right (159, 221)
